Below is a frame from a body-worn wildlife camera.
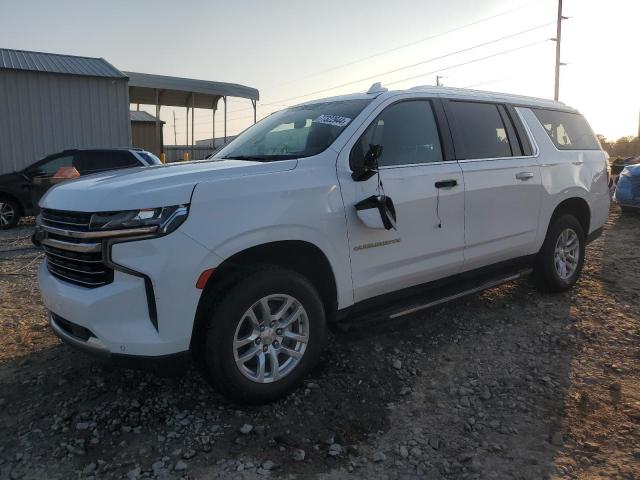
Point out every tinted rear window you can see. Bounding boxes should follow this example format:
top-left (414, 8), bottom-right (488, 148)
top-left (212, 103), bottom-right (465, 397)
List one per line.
top-left (532, 109), bottom-right (599, 150)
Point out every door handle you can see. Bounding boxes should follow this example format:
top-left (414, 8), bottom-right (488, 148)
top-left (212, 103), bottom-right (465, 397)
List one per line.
top-left (435, 179), bottom-right (458, 188)
top-left (515, 172), bottom-right (534, 181)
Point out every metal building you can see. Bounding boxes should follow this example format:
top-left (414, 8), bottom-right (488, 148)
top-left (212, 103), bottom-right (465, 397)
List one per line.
top-left (130, 111), bottom-right (164, 155)
top-left (0, 48), bottom-right (131, 174)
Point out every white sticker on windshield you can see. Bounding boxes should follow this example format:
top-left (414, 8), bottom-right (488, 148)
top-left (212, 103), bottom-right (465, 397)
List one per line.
top-left (312, 114), bottom-right (351, 127)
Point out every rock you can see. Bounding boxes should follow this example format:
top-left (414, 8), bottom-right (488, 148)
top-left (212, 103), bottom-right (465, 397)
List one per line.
top-left (372, 451), bottom-right (386, 463)
top-left (551, 432), bottom-right (563, 446)
top-left (239, 424), bottom-right (254, 435)
top-left (399, 446), bottom-right (409, 458)
top-left (182, 449), bottom-right (197, 459)
top-left (609, 382), bottom-right (621, 392)
top-left (392, 359), bottom-right (402, 370)
top-left (410, 447), bottom-right (422, 458)
top-left (428, 437), bottom-right (440, 450)
top-left (174, 460), bottom-right (188, 471)
top-left (292, 449), bottom-right (305, 461)
top-left (126, 467), bottom-right (141, 480)
top-left (460, 396), bottom-right (471, 408)
top-left (261, 460), bottom-right (276, 470)
top-left (151, 461), bottom-right (164, 474)
top-left (328, 443), bottom-right (344, 456)
top-left (82, 463), bottom-right (96, 475)
top-left (480, 389), bottom-right (491, 400)
top-left (76, 422), bottom-right (90, 431)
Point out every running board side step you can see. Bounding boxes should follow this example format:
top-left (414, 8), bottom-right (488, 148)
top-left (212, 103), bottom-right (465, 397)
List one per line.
top-left (388, 269), bottom-right (532, 319)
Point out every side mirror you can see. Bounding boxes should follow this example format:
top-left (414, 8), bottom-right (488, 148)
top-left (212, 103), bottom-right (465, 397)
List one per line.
top-left (354, 195), bottom-right (397, 230)
top-left (351, 144), bottom-right (383, 181)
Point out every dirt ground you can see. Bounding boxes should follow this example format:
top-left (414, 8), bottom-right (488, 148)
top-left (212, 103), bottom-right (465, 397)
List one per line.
top-left (0, 208), bottom-right (638, 480)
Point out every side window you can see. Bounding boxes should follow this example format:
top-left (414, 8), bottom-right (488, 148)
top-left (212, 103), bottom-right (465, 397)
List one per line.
top-left (531, 109), bottom-right (600, 150)
top-left (353, 100), bottom-right (443, 167)
top-left (76, 151), bottom-right (139, 174)
top-left (29, 155), bottom-right (74, 177)
top-left (446, 101), bottom-right (514, 159)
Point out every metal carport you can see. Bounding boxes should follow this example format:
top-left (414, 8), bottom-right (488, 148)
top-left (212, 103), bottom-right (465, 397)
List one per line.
top-left (125, 71), bottom-right (259, 158)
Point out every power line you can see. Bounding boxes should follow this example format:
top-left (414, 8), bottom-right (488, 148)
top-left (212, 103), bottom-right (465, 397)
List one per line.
top-left (384, 39), bottom-right (549, 88)
top-left (259, 0), bottom-right (546, 92)
top-left (226, 38), bottom-right (550, 124)
top-left (226, 23), bottom-right (554, 119)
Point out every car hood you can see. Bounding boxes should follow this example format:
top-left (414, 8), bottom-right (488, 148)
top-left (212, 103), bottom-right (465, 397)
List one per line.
top-left (40, 159), bottom-right (297, 212)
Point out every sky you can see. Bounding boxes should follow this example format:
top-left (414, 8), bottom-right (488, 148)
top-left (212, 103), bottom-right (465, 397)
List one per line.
top-left (1, 0), bottom-right (638, 144)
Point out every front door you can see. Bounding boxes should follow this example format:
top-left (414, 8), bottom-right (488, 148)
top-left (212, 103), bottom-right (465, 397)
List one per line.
top-left (25, 153), bottom-right (76, 208)
top-left (338, 98), bottom-right (465, 303)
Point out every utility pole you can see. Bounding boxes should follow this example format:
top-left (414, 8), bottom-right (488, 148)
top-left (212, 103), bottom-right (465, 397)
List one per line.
top-left (553, 0), bottom-right (566, 101)
top-left (173, 111), bottom-right (177, 145)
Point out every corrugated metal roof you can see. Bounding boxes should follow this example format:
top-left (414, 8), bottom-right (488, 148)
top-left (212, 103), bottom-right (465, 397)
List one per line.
top-left (130, 111), bottom-right (164, 123)
top-left (0, 48), bottom-right (126, 79)
top-left (126, 71), bottom-right (259, 107)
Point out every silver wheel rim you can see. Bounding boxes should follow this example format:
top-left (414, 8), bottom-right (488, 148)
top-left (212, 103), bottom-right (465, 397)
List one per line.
top-left (554, 228), bottom-right (579, 280)
top-left (233, 294), bottom-right (309, 384)
top-left (0, 202), bottom-right (15, 226)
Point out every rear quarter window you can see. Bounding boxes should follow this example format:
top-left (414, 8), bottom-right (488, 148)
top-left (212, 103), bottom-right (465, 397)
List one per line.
top-left (532, 109), bottom-right (600, 150)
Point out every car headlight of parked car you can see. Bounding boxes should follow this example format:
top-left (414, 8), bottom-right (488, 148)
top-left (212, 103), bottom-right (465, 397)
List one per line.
top-left (89, 205), bottom-right (189, 236)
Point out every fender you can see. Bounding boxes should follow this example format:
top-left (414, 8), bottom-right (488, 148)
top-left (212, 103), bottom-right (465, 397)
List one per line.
top-left (180, 157), bottom-right (354, 309)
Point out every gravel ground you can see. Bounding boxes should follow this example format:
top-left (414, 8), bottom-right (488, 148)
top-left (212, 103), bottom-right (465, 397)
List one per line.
top-left (0, 208), bottom-right (639, 479)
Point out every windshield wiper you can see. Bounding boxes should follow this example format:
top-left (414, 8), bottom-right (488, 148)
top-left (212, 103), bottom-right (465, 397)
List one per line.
top-left (222, 154), bottom-right (299, 162)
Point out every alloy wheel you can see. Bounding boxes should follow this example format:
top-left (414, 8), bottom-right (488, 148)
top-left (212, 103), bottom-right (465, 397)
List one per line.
top-left (233, 294), bottom-right (309, 383)
top-left (554, 228), bottom-right (579, 280)
top-left (0, 202), bottom-right (15, 226)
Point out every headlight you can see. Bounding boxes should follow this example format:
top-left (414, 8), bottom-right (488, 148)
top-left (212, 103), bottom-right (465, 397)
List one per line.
top-left (89, 204), bottom-right (189, 235)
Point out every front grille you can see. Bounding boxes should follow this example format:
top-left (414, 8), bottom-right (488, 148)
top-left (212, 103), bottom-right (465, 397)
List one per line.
top-left (41, 209), bottom-right (114, 288)
top-left (41, 209), bottom-right (92, 231)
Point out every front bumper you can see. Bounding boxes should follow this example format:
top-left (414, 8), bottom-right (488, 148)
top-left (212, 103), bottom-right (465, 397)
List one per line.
top-left (49, 312), bottom-right (190, 375)
top-left (38, 229), bottom-right (222, 357)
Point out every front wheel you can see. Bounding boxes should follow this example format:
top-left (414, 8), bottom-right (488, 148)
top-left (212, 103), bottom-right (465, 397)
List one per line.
top-left (534, 214), bottom-right (586, 292)
top-left (0, 199), bottom-right (21, 229)
top-left (201, 268), bottom-right (326, 404)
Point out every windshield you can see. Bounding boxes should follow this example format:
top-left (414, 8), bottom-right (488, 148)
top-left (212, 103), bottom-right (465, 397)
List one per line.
top-left (214, 99), bottom-right (371, 161)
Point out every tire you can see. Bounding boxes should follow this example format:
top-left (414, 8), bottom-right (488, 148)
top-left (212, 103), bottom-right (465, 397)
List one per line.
top-left (534, 214), bottom-right (586, 292)
top-left (0, 198), bottom-right (21, 229)
top-left (201, 267), bottom-right (326, 404)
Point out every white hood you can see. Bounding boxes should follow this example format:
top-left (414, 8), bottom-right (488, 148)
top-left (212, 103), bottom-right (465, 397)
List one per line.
top-left (40, 159), bottom-right (297, 212)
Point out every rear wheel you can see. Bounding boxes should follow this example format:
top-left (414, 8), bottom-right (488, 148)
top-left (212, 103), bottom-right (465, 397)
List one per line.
top-left (0, 199), bottom-right (20, 229)
top-left (534, 214), bottom-right (585, 292)
top-left (201, 268), bottom-right (326, 404)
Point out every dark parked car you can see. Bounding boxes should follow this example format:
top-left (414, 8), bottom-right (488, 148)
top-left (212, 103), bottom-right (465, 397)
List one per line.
top-left (0, 148), bottom-right (161, 229)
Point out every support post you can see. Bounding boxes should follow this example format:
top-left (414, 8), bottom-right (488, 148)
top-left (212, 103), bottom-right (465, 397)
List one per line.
top-left (212, 99), bottom-right (217, 150)
top-left (154, 89), bottom-right (162, 156)
top-left (223, 96), bottom-right (227, 144)
top-left (252, 99), bottom-right (257, 124)
top-left (554, 0), bottom-right (563, 101)
top-left (191, 94), bottom-right (195, 159)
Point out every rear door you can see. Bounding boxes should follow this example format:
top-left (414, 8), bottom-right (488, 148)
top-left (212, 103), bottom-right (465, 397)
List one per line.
top-left (338, 96), bottom-right (466, 302)
top-left (443, 99), bottom-right (542, 270)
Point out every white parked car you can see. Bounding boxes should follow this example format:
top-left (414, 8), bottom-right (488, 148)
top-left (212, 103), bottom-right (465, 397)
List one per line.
top-left (35, 84), bottom-right (610, 403)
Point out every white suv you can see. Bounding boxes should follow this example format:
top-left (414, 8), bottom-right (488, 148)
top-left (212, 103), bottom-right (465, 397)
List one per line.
top-left (35, 84), bottom-right (610, 403)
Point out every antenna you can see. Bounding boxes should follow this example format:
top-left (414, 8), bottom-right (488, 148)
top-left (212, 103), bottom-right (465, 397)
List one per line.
top-left (367, 82), bottom-right (388, 94)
